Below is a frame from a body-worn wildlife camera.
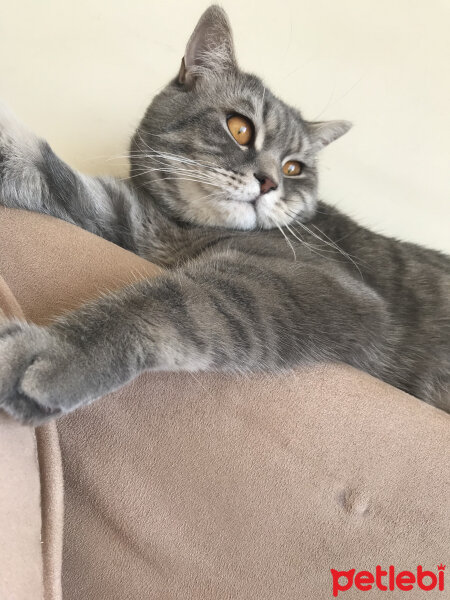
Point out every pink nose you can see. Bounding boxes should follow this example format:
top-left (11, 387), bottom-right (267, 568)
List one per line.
top-left (254, 173), bottom-right (278, 195)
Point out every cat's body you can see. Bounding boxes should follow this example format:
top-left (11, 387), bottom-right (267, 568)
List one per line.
top-left (0, 6), bottom-right (448, 423)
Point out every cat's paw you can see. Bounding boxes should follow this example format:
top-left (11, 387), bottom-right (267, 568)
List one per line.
top-left (0, 321), bottom-right (85, 425)
top-left (0, 103), bottom-right (39, 171)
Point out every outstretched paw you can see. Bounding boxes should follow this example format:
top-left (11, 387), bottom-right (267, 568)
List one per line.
top-left (0, 321), bottom-right (84, 425)
top-left (0, 102), bottom-right (37, 156)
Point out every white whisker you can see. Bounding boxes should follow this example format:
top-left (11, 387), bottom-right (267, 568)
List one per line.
top-left (272, 219), bottom-right (296, 261)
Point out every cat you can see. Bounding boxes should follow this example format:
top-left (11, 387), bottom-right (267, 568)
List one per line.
top-left (0, 5), bottom-right (448, 424)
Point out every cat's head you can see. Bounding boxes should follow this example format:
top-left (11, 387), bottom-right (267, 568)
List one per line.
top-left (130, 5), bottom-right (351, 230)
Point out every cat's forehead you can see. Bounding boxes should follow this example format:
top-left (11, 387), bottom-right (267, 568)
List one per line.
top-left (259, 95), bottom-right (307, 155)
top-left (205, 72), bottom-right (309, 154)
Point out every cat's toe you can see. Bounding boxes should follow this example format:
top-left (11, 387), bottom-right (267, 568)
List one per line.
top-left (0, 323), bottom-right (67, 424)
top-left (0, 321), bottom-right (24, 339)
top-left (2, 389), bottom-right (62, 425)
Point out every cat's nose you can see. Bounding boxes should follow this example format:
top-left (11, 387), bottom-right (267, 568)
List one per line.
top-left (254, 173), bottom-right (278, 194)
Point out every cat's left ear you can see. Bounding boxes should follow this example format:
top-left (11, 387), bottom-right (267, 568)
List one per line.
top-left (307, 120), bottom-right (352, 152)
top-left (178, 5), bottom-right (237, 87)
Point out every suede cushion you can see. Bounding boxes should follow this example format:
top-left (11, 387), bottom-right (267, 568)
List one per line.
top-left (0, 207), bottom-right (449, 599)
top-left (0, 278), bottom-right (44, 600)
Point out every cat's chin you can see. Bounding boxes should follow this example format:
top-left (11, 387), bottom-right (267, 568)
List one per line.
top-left (183, 198), bottom-right (258, 230)
top-left (178, 198), bottom-right (299, 231)
top-left (176, 196), bottom-right (305, 231)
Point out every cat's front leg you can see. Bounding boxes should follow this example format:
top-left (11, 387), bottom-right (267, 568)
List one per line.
top-left (0, 310), bottom-right (153, 424)
top-left (0, 280), bottom-right (189, 424)
top-left (0, 103), bottom-right (140, 247)
top-left (0, 253), bottom-right (391, 425)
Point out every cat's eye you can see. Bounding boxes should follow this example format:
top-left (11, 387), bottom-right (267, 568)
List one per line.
top-left (282, 160), bottom-right (303, 176)
top-left (227, 114), bottom-right (254, 146)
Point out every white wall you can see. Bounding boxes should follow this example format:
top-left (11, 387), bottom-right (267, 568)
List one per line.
top-left (1, 0), bottom-right (448, 252)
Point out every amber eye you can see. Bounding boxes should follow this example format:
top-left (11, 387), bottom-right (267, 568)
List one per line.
top-left (227, 114), bottom-right (253, 146)
top-left (282, 160), bottom-right (303, 176)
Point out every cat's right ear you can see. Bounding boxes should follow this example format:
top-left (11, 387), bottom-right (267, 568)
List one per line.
top-left (178, 5), bottom-right (237, 87)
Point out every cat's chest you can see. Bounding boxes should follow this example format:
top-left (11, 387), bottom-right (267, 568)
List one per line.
top-left (136, 218), bottom-right (322, 268)
top-left (140, 238), bottom-right (189, 267)
top-left (137, 221), bottom-right (230, 268)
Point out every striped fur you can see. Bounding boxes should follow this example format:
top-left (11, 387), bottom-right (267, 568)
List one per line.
top-left (0, 6), bottom-right (448, 423)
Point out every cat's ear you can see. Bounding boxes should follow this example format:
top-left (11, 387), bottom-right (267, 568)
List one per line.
top-left (178, 5), bottom-right (237, 87)
top-left (307, 120), bottom-right (352, 152)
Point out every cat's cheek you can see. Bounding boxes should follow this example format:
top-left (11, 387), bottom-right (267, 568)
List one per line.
top-left (178, 176), bottom-right (257, 229)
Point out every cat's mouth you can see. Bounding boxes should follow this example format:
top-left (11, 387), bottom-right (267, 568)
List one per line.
top-left (237, 197), bottom-right (258, 207)
top-left (234, 194), bottom-right (262, 207)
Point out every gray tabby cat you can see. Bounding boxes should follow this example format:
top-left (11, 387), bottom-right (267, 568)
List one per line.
top-left (0, 6), bottom-right (448, 424)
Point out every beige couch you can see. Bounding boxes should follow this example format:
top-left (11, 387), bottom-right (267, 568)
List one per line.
top-left (0, 206), bottom-right (449, 600)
